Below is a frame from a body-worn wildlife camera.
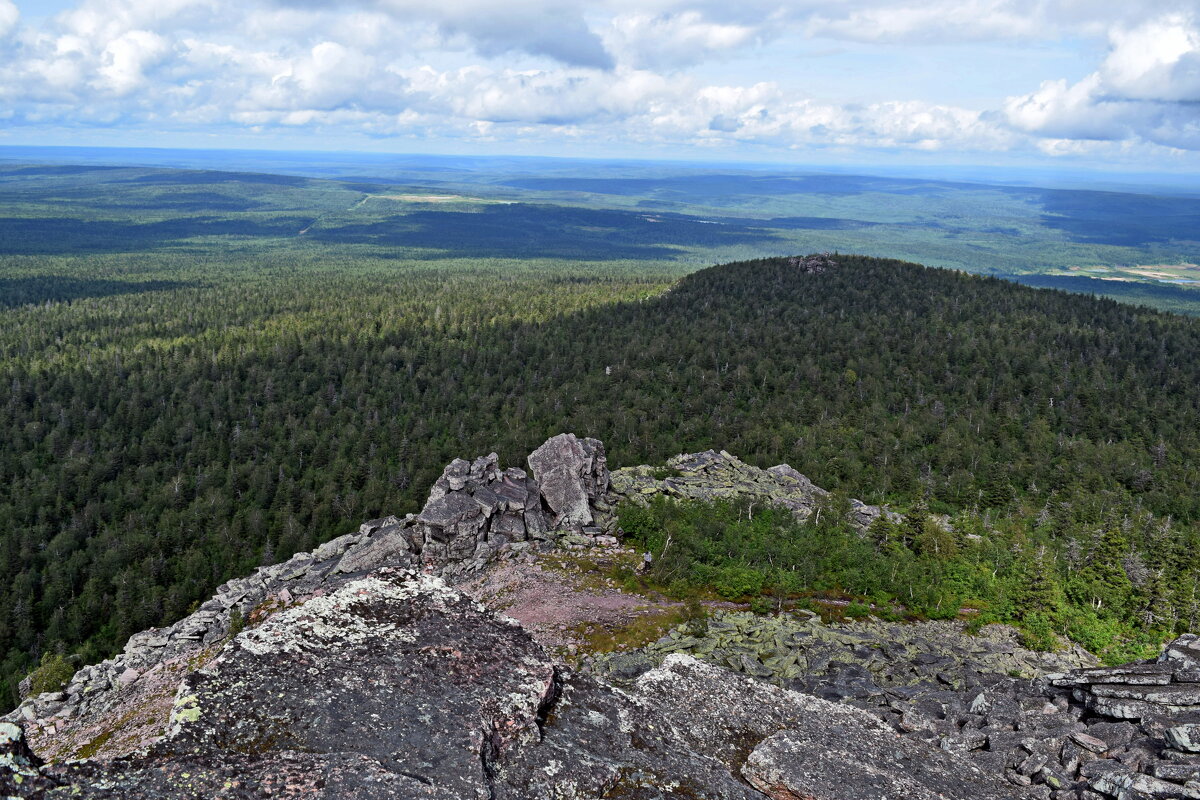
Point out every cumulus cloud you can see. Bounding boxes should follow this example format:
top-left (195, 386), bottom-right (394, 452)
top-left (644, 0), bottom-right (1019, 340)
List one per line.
top-left (94, 29), bottom-right (169, 95)
top-left (1003, 14), bottom-right (1200, 150)
top-left (273, 0), bottom-right (613, 68)
top-left (0, 0), bottom-right (1196, 163)
top-left (605, 11), bottom-right (764, 69)
top-left (806, 0), bottom-right (1042, 43)
top-left (0, 0), bottom-right (18, 38)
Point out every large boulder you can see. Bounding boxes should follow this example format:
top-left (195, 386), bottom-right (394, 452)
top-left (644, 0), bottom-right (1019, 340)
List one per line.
top-left (527, 433), bottom-right (609, 529)
top-left (158, 569), bottom-right (555, 799)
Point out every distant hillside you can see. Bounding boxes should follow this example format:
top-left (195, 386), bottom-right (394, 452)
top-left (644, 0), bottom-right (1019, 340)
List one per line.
top-left (3, 253), bottom-right (1200, 707)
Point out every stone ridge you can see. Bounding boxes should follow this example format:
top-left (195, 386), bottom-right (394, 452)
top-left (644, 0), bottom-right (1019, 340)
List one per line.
top-left (609, 448), bottom-right (900, 530)
top-left (2, 569), bottom-right (1035, 799)
top-left (5, 434), bottom-right (870, 763)
top-left (3, 432), bottom-right (613, 762)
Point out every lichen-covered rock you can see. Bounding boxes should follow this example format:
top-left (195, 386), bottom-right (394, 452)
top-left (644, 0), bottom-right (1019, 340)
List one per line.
top-left (638, 654), bottom-right (1028, 800)
top-left (609, 449), bottom-right (899, 531)
top-left (494, 670), bottom-right (764, 799)
top-left (0, 721), bottom-right (39, 775)
top-left (1162, 634), bottom-right (1200, 671)
top-left (1048, 637), bottom-right (1200, 721)
top-left (1, 572), bottom-right (1048, 800)
top-left (589, 610), bottom-right (1097, 691)
top-left (159, 569), bottom-right (555, 799)
top-left (1, 437), bottom-right (581, 756)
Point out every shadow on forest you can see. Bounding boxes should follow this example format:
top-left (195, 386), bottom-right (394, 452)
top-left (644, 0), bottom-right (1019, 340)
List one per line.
top-left (0, 276), bottom-right (197, 308)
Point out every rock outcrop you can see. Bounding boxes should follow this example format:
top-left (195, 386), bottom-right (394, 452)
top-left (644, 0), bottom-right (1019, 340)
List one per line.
top-left (1048, 633), bottom-right (1200, 721)
top-left (3, 434), bottom-right (612, 762)
top-left (599, 622), bottom-right (1200, 800)
top-left (787, 252), bottom-right (838, 274)
top-left (1, 570), bottom-right (1034, 800)
top-left (608, 448), bottom-right (900, 530)
top-left (9, 433), bottom-right (1200, 800)
top-left (527, 433), bottom-right (610, 530)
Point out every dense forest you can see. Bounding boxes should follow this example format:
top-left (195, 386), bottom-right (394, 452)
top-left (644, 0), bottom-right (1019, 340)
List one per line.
top-left (3, 252), bottom-right (1200, 707)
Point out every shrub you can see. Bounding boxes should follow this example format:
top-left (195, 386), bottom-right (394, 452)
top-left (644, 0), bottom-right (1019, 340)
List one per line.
top-left (714, 566), bottom-right (764, 599)
top-left (682, 596), bottom-right (709, 637)
top-left (748, 596), bottom-right (773, 615)
top-left (228, 607), bottom-right (246, 637)
top-left (845, 601), bottom-right (872, 619)
top-left (27, 651), bottom-right (74, 695)
top-left (1018, 613), bottom-right (1060, 652)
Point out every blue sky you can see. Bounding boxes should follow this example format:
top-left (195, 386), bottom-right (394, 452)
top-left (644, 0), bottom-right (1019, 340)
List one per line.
top-left (0, 0), bottom-right (1198, 172)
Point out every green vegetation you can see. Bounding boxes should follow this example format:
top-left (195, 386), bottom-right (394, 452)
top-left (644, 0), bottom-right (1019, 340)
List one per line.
top-left (4, 250), bottom-right (1200, 705)
top-left (2, 160), bottom-right (1200, 709)
top-left (620, 495), bottom-right (1177, 662)
top-left (25, 651), bottom-right (74, 695)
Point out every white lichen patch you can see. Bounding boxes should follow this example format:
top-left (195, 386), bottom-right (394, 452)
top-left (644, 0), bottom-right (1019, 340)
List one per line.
top-left (233, 573), bottom-right (448, 658)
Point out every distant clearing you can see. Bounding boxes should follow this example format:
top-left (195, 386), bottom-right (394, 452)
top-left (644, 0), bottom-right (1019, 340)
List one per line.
top-left (364, 193), bottom-right (510, 204)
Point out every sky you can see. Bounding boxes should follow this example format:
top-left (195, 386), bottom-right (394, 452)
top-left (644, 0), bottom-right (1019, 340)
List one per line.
top-left (0, 0), bottom-right (1199, 172)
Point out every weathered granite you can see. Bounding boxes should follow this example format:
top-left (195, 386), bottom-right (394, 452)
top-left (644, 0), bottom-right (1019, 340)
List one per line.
top-left (527, 433), bottom-right (609, 530)
top-left (3, 434), bottom-right (608, 762)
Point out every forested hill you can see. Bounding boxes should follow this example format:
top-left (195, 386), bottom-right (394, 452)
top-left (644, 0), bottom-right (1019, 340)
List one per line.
top-left (4, 253), bottom-right (1200, 708)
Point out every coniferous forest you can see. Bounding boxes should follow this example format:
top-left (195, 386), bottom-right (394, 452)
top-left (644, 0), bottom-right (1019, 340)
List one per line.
top-left (4, 244), bottom-right (1200, 706)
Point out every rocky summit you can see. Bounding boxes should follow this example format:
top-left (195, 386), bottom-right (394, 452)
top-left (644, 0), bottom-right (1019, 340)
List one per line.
top-left (5, 434), bottom-right (1200, 799)
top-left (2, 568), bottom-right (1031, 800)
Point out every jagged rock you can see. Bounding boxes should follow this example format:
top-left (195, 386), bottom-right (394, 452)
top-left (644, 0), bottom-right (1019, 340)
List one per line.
top-left (527, 433), bottom-right (608, 529)
top-left (1163, 635), bottom-right (1200, 671)
top-left (788, 253), bottom-right (838, 274)
top-left (0, 722), bottom-right (39, 774)
top-left (3, 436), bottom-right (594, 758)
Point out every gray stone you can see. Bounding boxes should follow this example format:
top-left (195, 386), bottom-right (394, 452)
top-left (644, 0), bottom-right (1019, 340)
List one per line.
top-left (1072, 731), bottom-right (1111, 753)
top-left (1162, 635), bottom-right (1200, 671)
top-left (527, 433), bottom-right (608, 529)
top-left (1167, 724), bottom-right (1200, 753)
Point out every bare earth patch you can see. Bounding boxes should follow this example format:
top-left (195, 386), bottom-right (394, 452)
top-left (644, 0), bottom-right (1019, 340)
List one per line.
top-left (457, 546), bottom-right (685, 657)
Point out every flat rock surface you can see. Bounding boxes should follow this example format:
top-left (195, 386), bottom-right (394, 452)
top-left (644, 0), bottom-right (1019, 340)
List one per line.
top-left (4, 571), bottom-right (1044, 800)
top-left (639, 654), bottom-right (1030, 800)
top-left (163, 570), bottom-right (556, 800)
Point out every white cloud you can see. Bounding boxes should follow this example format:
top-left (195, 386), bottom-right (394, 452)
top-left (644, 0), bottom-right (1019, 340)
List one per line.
top-left (1003, 14), bottom-right (1200, 150)
top-left (1101, 14), bottom-right (1200, 102)
top-left (605, 11), bottom-right (763, 69)
top-left (0, 0), bottom-right (18, 38)
top-left (0, 0), bottom-right (1195, 165)
top-left (806, 0), bottom-right (1042, 43)
top-left (94, 29), bottom-right (168, 95)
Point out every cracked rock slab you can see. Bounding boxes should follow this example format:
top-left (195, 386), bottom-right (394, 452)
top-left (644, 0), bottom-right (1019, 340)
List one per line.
top-left (161, 569), bottom-right (556, 800)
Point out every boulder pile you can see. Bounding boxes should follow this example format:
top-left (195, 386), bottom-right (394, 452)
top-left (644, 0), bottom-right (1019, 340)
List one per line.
top-left (589, 610), bottom-right (1097, 690)
top-left (595, 615), bottom-right (1200, 800)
